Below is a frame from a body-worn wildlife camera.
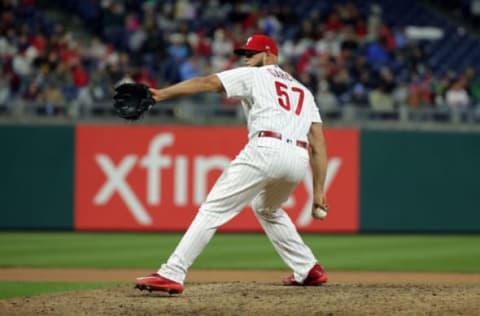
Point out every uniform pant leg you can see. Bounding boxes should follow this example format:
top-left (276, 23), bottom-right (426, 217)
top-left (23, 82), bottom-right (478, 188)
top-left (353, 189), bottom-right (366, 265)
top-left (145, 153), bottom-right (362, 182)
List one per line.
top-left (251, 180), bottom-right (318, 283)
top-left (159, 151), bottom-right (266, 284)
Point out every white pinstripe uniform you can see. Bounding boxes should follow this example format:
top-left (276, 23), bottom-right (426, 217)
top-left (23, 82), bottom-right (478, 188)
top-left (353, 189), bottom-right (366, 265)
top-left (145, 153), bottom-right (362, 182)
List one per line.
top-left (158, 64), bottom-right (322, 284)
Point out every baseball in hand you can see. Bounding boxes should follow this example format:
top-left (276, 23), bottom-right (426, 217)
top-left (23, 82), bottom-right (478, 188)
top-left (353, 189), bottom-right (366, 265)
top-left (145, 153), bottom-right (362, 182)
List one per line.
top-left (312, 207), bottom-right (328, 220)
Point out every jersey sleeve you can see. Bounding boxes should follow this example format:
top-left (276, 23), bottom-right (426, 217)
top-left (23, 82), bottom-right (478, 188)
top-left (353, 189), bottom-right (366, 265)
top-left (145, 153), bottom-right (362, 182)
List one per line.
top-left (311, 104), bottom-right (322, 123)
top-left (309, 92), bottom-right (322, 123)
top-left (216, 67), bottom-right (254, 98)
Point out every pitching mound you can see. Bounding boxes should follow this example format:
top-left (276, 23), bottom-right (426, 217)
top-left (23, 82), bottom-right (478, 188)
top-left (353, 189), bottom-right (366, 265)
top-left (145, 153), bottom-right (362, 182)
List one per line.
top-left (1, 282), bottom-right (479, 316)
top-left (0, 269), bottom-right (479, 315)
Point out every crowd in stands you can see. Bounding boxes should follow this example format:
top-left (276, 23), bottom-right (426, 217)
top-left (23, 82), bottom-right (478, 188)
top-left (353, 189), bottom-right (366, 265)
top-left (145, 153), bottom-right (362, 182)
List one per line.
top-left (1, 0), bottom-right (480, 120)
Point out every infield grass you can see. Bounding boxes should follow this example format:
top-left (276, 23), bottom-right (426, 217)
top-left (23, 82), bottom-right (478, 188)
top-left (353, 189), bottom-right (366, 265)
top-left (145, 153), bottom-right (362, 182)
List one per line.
top-left (0, 232), bottom-right (479, 272)
top-left (0, 281), bottom-right (120, 299)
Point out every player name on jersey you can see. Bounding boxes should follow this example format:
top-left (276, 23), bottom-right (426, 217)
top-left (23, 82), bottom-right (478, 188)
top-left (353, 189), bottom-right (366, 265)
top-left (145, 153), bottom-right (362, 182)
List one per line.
top-left (266, 67), bottom-right (295, 81)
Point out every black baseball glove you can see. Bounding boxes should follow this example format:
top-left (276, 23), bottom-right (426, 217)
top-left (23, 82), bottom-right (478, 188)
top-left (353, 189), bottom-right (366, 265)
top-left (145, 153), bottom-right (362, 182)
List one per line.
top-left (113, 83), bottom-right (155, 120)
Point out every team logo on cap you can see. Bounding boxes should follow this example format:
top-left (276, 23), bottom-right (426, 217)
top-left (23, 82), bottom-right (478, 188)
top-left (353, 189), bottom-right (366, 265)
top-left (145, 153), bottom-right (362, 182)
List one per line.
top-left (246, 37), bottom-right (252, 45)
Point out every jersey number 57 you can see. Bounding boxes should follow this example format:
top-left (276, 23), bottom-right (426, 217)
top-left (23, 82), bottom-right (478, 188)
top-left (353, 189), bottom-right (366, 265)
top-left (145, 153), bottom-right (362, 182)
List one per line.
top-left (274, 81), bottom-right (305, 116)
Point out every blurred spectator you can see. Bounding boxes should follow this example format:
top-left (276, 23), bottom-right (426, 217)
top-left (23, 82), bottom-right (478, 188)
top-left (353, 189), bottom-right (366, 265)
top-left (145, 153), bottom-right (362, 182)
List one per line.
top-left (38, 81), bottom-right (65, 115)
top-left (468, 76), bottom-right (480, 105)
top-left (102, 2), bottom-right (126, 49)
top-left (70, 63), bottom-right (93, 116)
top-left (179, 54), bottom-right (203, 81)
top-left (175, 0), bottom-right (197, 21)
top-left (351, 82), bottom-right (369, 107)
top-left (316, 79), bottom-right (339, 113)
top-left (445, 78), bottom-right (470, 108)
top-left (12, 49), bottom-right (33, 79)
top-left (323, 10), bottom-right (344, 33)
top-left (367, 4), bottom-right (383, 41)
top-left (355, 19), bottom-right (368, 40)
top-left (339, 25), bottom-right (360, 54)
top-left (369, 88), bottom-right (394, 111)
top-left (156, 2), bottom-right (176, 33)
top-left (0, 76), bottom-right (11, 106)
top-left (393, 27), bottom-right (408, 50)
top-left (404, 40), bottom-right (425, 73)
top-left (392, 81), bottom-right (409, 107)
top-left (369, 67), bottom-right (396, 111)
top-left (408, 74), bottom-right (433, 108)
top-left (125, 13), bottom-right (141, 33)
top-left (0, 28), bottom-right (17, 56)
top-left (210, 29), bottom-right (235, 73)
top-left (106, 63), bottom-right (124, 87)
top-left (83, 37), bottom-right (108, 70)
top-left (188, 30), bottom-right (212, 57)
top-left (30, 30), bottom-right (47, 54)
top-left (316, 31), bottom-right (341, 57)
top-left (378, 23), bottom-right (396, 52)
top-left (366, 40), bottom-right (389, 67)
top-left (22, 80), bottom-right (41, 102)
top-left (164, 33), bottom-right (190, 82)
top-left (71, 63), bottom-right (89, 88)
top-left (127, 16), bottom-right (147, 53)
top-left (282, 35), bottom-right (313, 61)
top-left (329, 68), bottom-right (351, 102)
top-left (259, 11), bottom-right (282, 37)
top-left (432, 72), bottom-right (455, 107)
top-left (133, 67), bottom-right (156, 88)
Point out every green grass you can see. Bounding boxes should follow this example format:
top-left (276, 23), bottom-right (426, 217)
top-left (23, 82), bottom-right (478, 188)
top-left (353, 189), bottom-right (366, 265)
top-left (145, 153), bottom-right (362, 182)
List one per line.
top-left (0, 232), bottom-right (479, 272)
top-left (1, 232), bottom-right (479, 299)
top-left (0, 281), bottom-right (121, 299)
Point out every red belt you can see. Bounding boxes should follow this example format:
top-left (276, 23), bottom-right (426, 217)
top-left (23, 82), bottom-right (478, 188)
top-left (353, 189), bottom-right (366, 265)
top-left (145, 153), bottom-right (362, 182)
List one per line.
top-left (257, 131), bottom-right (308, 149)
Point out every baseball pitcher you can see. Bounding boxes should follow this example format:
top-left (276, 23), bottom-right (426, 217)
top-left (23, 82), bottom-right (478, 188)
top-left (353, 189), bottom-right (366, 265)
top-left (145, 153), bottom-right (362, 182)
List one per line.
top-left (123, 34), bottom-right (329, 294)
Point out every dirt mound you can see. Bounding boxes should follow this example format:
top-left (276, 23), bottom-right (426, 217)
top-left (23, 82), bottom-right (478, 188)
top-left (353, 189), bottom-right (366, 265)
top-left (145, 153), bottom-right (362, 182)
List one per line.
top-left (1, 282), bottom-right (479, 316)
top-left (1, 269), bottom-right (479, 315)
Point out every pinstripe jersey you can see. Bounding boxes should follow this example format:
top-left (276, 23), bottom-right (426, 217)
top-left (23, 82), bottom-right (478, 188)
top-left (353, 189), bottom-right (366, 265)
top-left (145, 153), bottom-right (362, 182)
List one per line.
top-left (217, 64), bottom-right (322, 141)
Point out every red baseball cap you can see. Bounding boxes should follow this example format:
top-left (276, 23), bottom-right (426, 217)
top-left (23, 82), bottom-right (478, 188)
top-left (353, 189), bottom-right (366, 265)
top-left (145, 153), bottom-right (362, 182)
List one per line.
top-left (234, 34), bottom-right (278, 56)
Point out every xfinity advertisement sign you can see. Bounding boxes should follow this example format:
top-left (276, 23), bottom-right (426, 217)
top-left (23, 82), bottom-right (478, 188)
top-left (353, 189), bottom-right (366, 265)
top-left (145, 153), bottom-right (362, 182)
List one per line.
top-left (75, 126), bottom-right (358, 232)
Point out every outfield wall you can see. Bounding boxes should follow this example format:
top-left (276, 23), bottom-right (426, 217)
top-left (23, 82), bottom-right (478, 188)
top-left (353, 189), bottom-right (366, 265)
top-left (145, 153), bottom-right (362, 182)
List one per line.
top-left (1, 125), bottom-right (479, 232)
top-left (0, 125), bottom-right (74, 229)
top-left (360, 130), bottom-right (480, 232)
